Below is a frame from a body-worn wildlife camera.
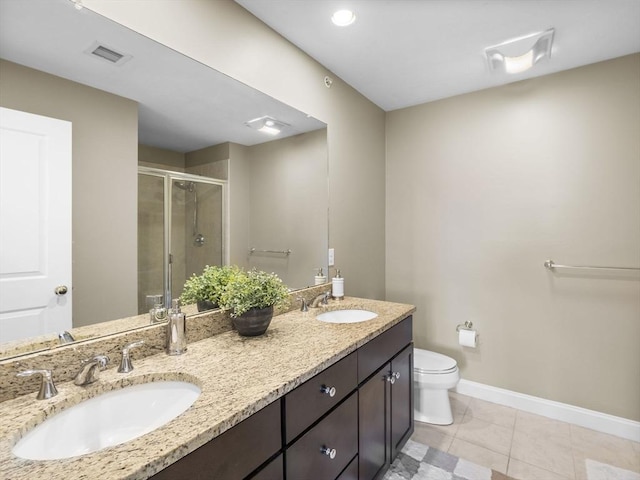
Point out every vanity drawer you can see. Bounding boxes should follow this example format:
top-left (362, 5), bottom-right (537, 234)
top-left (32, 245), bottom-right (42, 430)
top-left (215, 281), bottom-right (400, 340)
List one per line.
top-left (286, 392), bottom-right (358, 480)
top-left (285, 351), bottom-right (357, 443)
top-left (150, 400), bottom-right (281, 480)
top-left (358, 316), bottom-right (412, 383)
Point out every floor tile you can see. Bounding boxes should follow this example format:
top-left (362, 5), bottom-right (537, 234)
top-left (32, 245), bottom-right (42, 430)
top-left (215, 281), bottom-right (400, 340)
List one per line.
top-left (448, 437), bottom-right (509, 474)
top-left (450, 391), bottom-right (472, 414)
top-left (510, 429), bottom-right (575, 479)
top-left (571, 425), bottom-right (640, 473)
top-left (412, 422), bottom-right (455, 452)
top-left (514, 411), bottom-right (572, 448)
top-left (584, 458), bottom-right (640, 480)
top-left (456, 414), bottom-right (514, 456)
top-left (507, 458), bottom-right (573, 480)
top-left (465, 398), bottom-right (517, 429)
top-left (419, 407), bottom-right (465, 436)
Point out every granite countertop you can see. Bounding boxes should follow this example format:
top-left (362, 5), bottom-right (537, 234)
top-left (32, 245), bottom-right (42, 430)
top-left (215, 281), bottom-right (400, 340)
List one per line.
top-left (0, 297), bottom-right (415, 480)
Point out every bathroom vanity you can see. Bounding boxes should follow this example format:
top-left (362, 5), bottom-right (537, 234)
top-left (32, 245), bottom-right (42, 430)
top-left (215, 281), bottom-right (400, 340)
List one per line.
top-left (0, 297), bottom-right (415, 480)
top-left (151, 316), bottom-right (413, 480)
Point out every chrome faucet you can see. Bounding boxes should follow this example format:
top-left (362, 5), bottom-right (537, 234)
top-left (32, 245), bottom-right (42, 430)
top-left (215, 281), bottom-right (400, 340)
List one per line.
top-left (74, 354), bottom-right (109, 386)
top-left (310, 291), bottom-right (331, 308)
top-left (58, 331), bottom-right (75, 344)
top-left (16, 369), bottom-right (58, 400)
top-left (118, 340), bottom-right (144, 373)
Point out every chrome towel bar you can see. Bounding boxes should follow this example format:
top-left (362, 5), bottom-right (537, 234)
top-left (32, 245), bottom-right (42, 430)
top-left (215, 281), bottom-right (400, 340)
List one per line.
top-left (249, 248), bottom-right (292, 256)
top-left (544, 259), bottom-right (640, 272)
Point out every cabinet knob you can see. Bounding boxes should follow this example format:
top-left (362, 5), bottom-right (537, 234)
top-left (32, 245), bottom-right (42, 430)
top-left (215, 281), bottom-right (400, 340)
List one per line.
top-left (386, 372), bottom-right (400, 384)
top-left (321, 446), bottom-right (337, 459)
top-left (320, 385), bottom-right (336, 397)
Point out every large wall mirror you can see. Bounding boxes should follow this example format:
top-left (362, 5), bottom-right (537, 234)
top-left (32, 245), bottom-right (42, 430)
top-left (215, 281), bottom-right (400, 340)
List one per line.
top-left (0, 0), bottom-right (328, 359)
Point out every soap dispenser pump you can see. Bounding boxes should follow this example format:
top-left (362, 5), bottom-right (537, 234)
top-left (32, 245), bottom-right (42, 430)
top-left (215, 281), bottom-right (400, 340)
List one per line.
top-left (315, 267), bottom-right (327, 285)
top-left (166, 299), bottom-right (187, 355)
top-left (332, 269), bottom-right (344, 300)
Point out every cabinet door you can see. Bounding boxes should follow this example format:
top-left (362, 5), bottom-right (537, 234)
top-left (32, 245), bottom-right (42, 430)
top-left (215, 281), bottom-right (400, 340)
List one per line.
top-left (358, 364), bottom-right (390, 480)
top-left (390, 344), bottom-right (414, 459)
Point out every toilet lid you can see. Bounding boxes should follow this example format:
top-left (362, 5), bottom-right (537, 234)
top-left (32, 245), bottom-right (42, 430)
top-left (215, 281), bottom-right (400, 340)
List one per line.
top-left (414, 349), bottom-right (457, 374)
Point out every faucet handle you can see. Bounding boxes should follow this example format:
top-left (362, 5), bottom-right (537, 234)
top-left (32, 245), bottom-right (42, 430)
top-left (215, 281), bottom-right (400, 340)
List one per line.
top-left (17, 369), bottom-right (58, 400)
top-left (297, 296), bottom-right (309, 312)
top-left (322, 291), bottom-right (331, 305)
top-left (118, 340), bottom-right (144, 373)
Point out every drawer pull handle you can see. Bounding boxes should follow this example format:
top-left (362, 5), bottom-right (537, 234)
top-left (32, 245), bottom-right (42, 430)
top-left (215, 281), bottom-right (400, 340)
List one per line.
top-left (321, 446), bottom-right (337, 459)
top-left (320, 385), bottom-right (336, 397)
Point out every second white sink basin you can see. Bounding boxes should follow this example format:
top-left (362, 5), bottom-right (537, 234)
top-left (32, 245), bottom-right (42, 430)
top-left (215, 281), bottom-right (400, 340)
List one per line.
top-left (12, 380), bottom-right (201, 460)
top-left (316, 309), bottom-right (378, 324)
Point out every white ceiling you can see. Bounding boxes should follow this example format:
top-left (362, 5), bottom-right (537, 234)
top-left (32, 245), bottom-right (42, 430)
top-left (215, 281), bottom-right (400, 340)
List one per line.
top-left (235, 0), bottom-right (640, 111)
top-left (0, 0), bottom-right (324, 153)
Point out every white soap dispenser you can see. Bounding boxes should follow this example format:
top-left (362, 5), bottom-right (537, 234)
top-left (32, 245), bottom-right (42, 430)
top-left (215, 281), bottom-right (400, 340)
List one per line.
top-left (332, 269), bottom-right (344, 300)
top-left (315, 268), bottom-right (327, 285)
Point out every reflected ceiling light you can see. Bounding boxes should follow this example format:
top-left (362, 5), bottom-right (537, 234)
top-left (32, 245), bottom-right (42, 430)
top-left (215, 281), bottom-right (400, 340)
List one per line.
top-left (485, 28), bottom-right (554, 74)
top-left (245, 116), bottom-right (289, 136)
top-left (331, 9), bottom-right (356, 26)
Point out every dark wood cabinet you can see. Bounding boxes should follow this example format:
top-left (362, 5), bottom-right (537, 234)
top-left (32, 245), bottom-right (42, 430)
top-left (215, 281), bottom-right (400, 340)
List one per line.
top-left (286, 392), bottom-right (358, 480)
top-left (358, 364), bottom-right (390, 480)
top-left (151, 316), bottom-right (413, 480)
top-left (358, 317), bottom-right (414, 480)
top-left (248, 453), bottom-right (283, 480)
top-left (390, 345), bottom-right (414, 460)
top-left (285, 351), bottom-right (357, 444)
top-left (149, 400), bottom-right (281, 480)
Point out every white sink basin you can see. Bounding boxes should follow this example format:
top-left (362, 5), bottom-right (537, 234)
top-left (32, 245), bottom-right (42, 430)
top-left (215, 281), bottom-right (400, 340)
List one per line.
top-left (316, 309), bottom-right (378, 324)
top-left (12, 380), bottom-right (201, 460)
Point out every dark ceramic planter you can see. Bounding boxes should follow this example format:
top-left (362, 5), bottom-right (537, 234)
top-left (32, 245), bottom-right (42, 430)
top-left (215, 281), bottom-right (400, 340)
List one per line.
top-left (197, 300), bottom-right (218, 312)
top-left (232, 306), bottom-right (274, 336)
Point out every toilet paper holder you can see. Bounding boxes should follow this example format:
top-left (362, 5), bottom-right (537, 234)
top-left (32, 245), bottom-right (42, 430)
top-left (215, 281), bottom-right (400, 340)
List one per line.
top-left (456, 321), bottom-right (474, 332)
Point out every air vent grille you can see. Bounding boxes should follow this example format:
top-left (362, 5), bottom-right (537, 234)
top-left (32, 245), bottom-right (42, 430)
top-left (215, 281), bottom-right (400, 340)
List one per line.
top-left (91, 45), bottom-right (124, 63)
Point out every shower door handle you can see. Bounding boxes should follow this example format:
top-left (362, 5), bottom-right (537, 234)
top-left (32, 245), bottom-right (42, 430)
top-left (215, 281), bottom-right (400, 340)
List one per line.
top-left (54, 285), bottom-right (68, 296)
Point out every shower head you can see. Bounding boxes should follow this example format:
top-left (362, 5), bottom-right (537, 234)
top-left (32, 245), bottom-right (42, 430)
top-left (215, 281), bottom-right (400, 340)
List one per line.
top-left (174, 181), bottom-right (195, 192)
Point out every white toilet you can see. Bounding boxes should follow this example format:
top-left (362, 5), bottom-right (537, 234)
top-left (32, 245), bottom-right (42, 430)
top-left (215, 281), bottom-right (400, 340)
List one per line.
top-left (413, 348), bottom-right (460, 425)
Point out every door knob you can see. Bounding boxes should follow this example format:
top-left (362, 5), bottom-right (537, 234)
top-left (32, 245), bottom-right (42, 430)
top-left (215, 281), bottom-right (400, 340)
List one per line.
top-left (54, 285), bottom-right (68, 296)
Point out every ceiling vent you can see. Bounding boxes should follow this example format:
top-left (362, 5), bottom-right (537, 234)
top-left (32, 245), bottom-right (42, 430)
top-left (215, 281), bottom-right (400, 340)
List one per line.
top-left (84, 42), bottom-right (132, 66)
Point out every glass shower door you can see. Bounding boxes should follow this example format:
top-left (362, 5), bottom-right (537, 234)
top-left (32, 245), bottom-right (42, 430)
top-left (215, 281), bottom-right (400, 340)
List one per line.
top-left (138, 168), bottom-right (226, 314)
top-left (169, 179), bottom-right (225, 305)
top-left (138, 173), bottom-right (166, 314)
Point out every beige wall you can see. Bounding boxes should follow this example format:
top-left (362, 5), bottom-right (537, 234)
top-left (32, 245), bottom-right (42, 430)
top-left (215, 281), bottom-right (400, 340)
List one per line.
top-left (246, 129), bottom-right (328, 289)
top-left (0, 59), bottom-right (139, 327)
top-left (83, 0), bottom-right (387, 300)
top-left (229, 142), bottom-right (251, 270)
top-left (386, 54), bottom-right (640, 421)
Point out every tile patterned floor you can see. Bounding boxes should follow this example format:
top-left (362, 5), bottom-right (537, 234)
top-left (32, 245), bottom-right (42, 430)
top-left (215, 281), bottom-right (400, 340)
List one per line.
top-left (409, 392), bottom-right (640, 480)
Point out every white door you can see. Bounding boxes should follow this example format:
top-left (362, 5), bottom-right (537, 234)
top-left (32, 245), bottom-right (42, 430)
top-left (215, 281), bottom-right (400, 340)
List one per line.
top-left (0, 107), bottom-right (72, 343)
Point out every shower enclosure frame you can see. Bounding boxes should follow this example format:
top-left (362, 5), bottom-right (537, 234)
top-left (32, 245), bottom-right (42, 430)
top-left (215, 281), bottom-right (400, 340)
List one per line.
top-left (138, 166), bottom-right (229, 308)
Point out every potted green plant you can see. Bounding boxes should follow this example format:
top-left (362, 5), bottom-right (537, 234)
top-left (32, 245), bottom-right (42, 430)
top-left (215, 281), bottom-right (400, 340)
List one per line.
top-left (180, 265), bottom-right (242, 312)
top-left (219, 269), bottom-right (290, 336)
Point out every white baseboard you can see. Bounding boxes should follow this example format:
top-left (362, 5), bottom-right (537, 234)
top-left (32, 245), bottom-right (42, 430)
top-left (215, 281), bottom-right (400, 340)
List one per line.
top-left (454, 379), bottom-right (640, 443)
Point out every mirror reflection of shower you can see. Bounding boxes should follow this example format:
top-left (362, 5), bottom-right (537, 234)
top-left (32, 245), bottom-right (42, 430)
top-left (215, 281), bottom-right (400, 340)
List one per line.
top-left (174, 181), bottom-right (205, 247)
top-left (138, 168), bottom-right (227, 313)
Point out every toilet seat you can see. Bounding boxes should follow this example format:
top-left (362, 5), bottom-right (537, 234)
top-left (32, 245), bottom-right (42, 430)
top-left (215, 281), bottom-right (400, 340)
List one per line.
top-left (414, 349), bottom-right (457, 375)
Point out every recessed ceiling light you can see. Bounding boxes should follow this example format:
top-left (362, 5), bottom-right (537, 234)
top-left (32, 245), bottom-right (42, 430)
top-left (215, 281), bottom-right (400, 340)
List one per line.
top-left (485, 29), bottom-right (555, 74)
top-left (245, 116), bottom-right (289, 136)
top-left (331, 9), bottom-right (356, 27)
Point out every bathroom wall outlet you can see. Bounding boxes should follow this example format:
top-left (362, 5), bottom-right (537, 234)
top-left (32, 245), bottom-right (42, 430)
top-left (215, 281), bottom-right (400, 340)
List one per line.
top-left (328, 248), bottom-right (335, 267)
